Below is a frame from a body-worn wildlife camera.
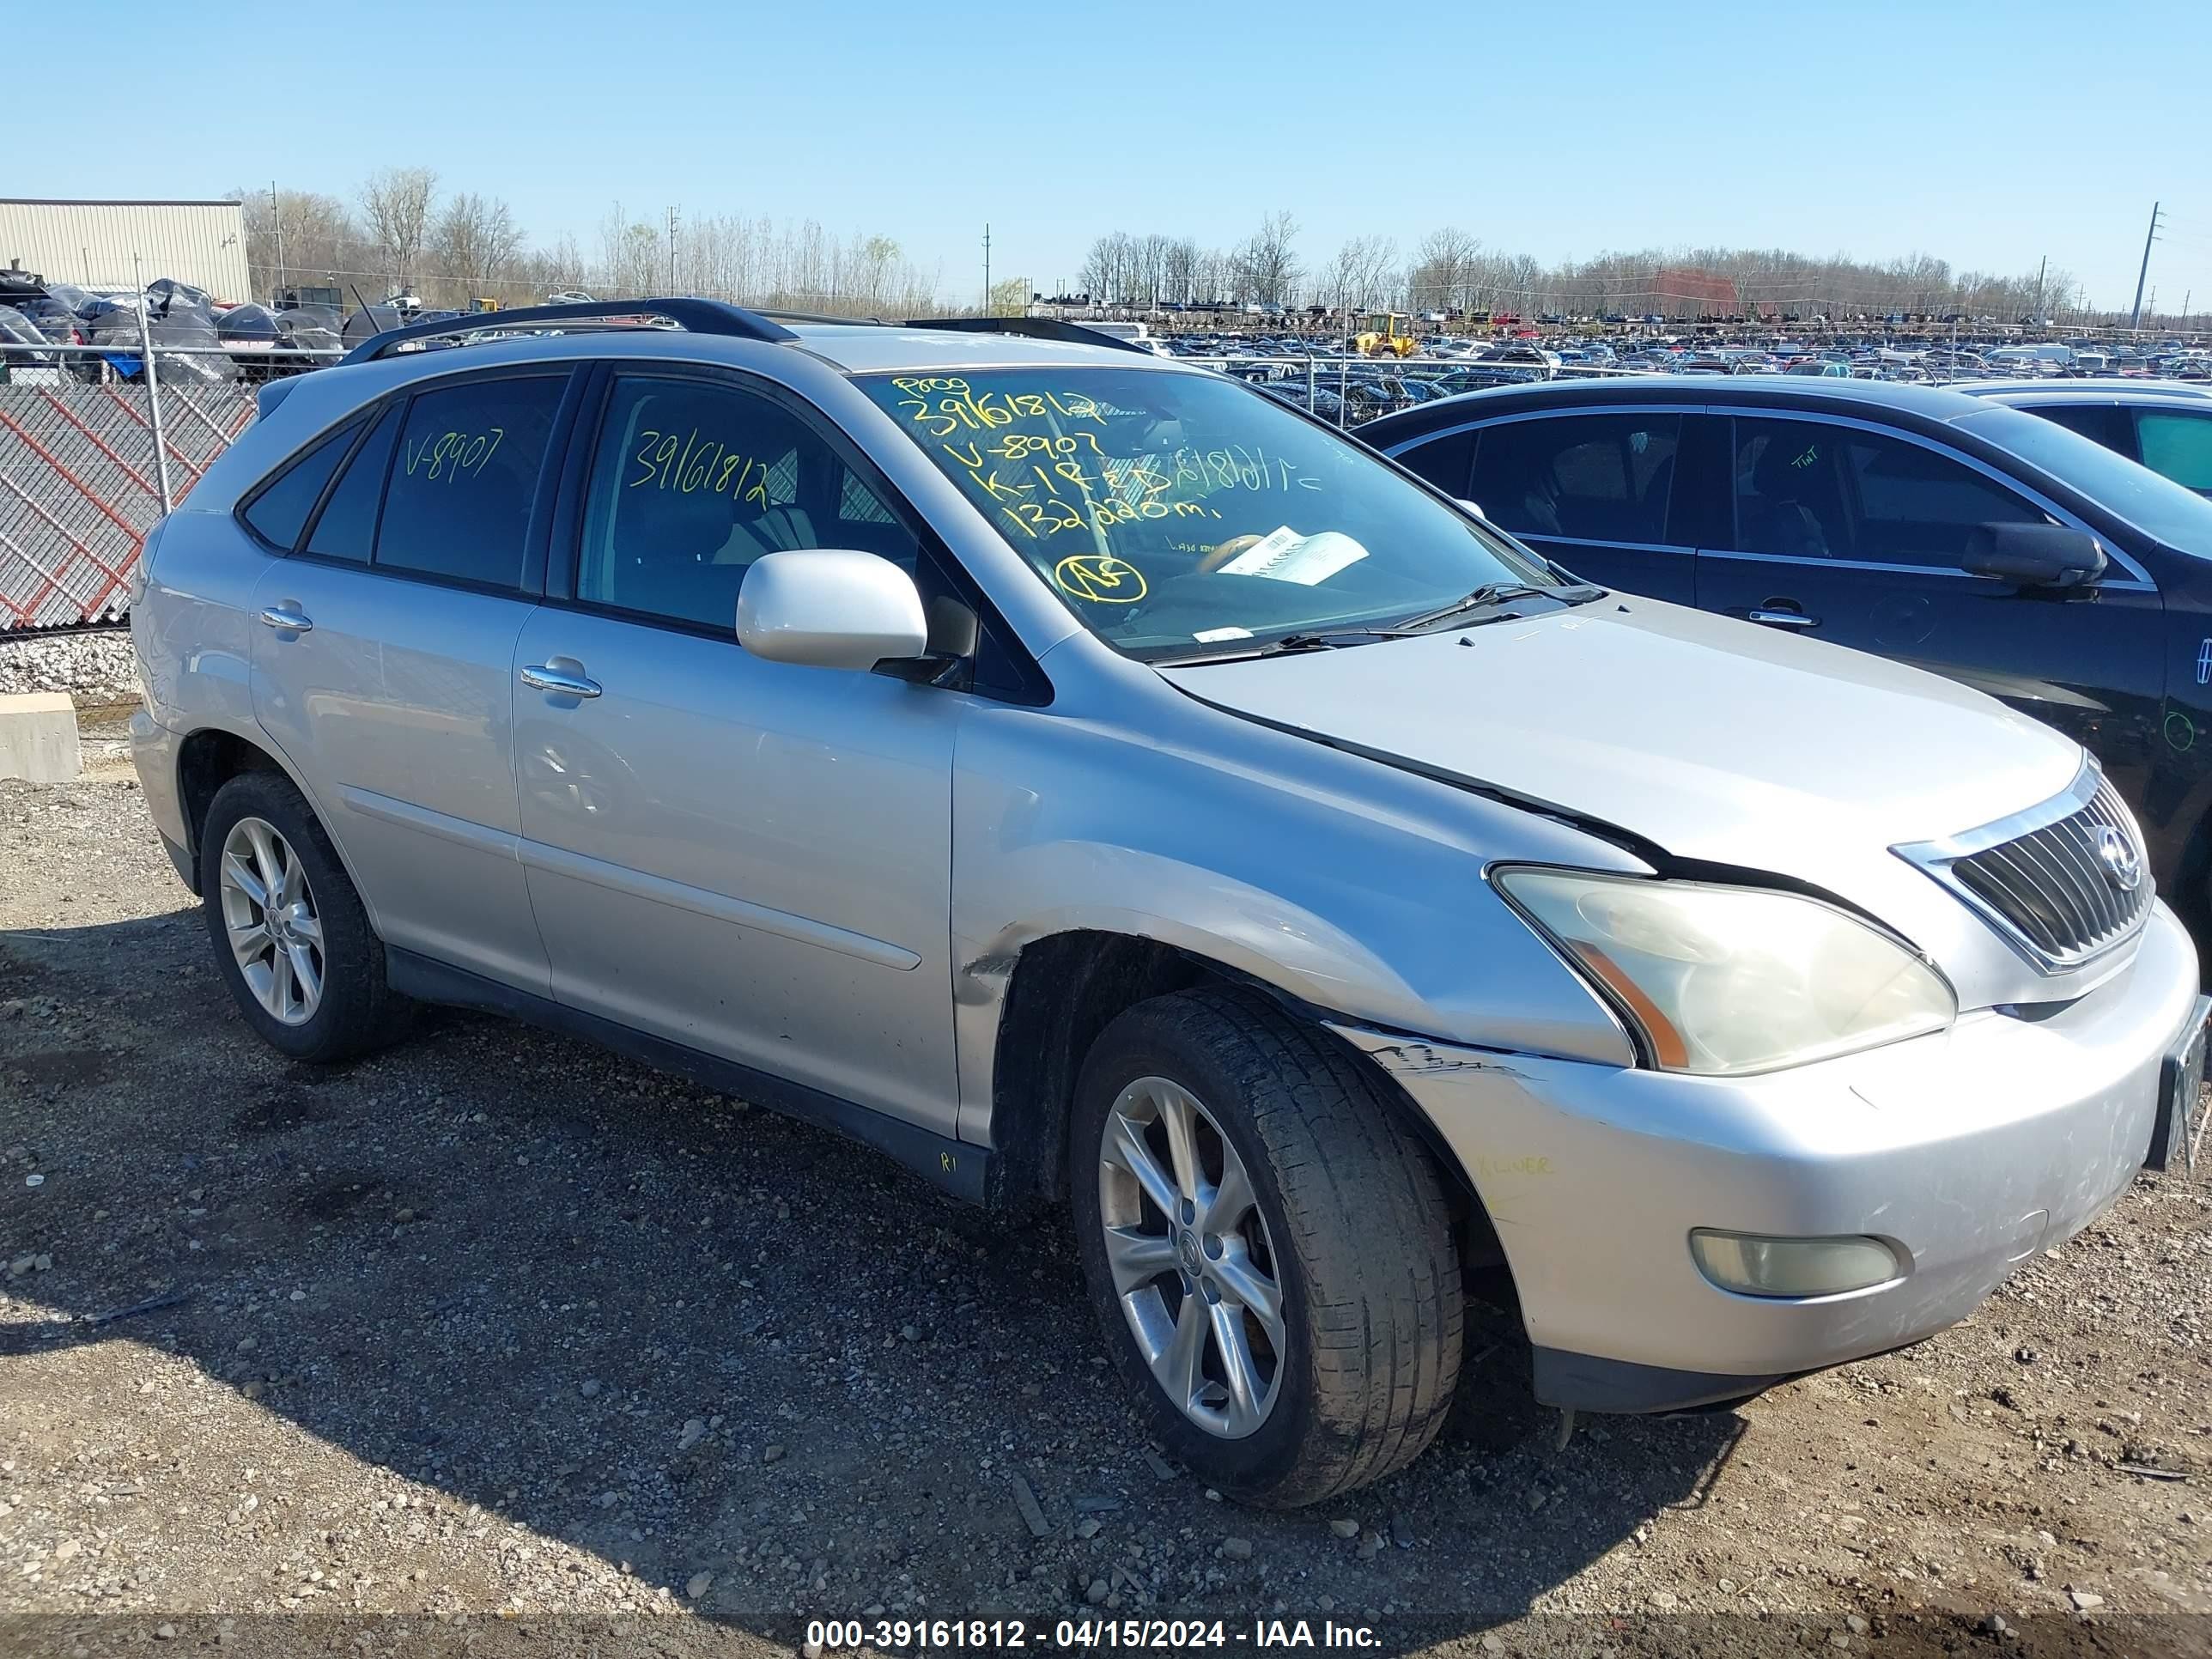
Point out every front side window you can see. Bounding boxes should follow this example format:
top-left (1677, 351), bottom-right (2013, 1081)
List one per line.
top-left (860, 368), bottom-right (1548, 659)
top-left (1733, 417), bottom-right (2042, 568)
top-left (578, 374), bottom-right (918, 630)
top-left (2136, 412), bottom-right (2212, 497)
top-left (374, 375), bottom-right (565, 589)
top-left (1957, 403), bottom-right (2212, 555)
top-left (1468, 414), bottom-right (1680, 545)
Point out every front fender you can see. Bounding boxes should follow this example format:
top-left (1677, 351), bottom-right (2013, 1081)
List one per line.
top-left (949, 696), bottom-right (1642, 1146)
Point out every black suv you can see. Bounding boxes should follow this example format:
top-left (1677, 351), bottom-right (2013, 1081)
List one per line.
top-left (1364, 376), bottom-right (2212, 919)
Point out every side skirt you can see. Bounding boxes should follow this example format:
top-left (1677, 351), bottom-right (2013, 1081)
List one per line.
top-left (385, 947), bottom-right (993, 1206)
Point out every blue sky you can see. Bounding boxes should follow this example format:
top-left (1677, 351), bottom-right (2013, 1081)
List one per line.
top-left (23, 0), bottom-right (2211, 313)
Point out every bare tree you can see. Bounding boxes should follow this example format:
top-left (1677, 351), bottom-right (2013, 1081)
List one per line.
top-left (1405, 228), bottom-right (1481, 313)
top-left (1232, 212), bottom-right (1302, 307)
top-left (426, 193), bottom-right (524, 304)
top-left (360, 167), bottom-right (438, 293)
top-left (1321, 236), bottom-right (1399, 315)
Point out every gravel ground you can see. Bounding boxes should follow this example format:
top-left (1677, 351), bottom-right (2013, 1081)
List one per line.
top-left (3, 761), bottom-right (2212, 1657)
top-left (0, 629), bottom-right (140, 708)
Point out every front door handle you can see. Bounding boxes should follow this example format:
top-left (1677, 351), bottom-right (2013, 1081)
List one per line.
top-left (1746, 607), bottom-right (1819, 629)
top-left (520, 663), bottom-right (603, 699)
top-left (257, 605), bottom-right (313, 633)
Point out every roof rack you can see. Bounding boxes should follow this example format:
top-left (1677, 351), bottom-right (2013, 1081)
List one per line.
top-left (337, 297), bottom-right (799, 367)
top-left (901, 316), bottom-right (1153, 356)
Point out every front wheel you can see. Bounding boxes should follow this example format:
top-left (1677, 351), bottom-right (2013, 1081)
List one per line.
top-left (1069, 988), bottom-right (1463, 1507)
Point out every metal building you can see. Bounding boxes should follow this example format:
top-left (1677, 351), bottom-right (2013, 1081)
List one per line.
top-left (0, 198), bottom-right (251, 300)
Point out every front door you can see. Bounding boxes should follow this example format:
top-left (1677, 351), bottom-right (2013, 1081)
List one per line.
top-left (1694, 413), bottom-right (2166, 798)
top-left (512, 368), bottom-right (962, 1132)
top-left (249, 370), bottom-right (571, 994)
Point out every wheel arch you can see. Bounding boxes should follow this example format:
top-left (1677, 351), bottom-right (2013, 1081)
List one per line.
top-left (976, 927), bottom-right (1500, 1269)
top-left (173, 721), bottom-right (362, 906)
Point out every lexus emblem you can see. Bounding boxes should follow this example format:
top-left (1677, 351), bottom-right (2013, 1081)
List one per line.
top-left (2095, 825), bottom-right (2143, 892)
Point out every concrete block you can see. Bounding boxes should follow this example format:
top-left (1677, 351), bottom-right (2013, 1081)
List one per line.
top-left (0, 691), bottom-right (81, 782)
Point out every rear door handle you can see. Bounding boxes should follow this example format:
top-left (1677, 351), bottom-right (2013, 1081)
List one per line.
top-left (1745, 608), bottom-right (1819, 629)
top-left (520, 663), bottom-right (602, 699)
top-left (257, 606), bottom-right (313, 633)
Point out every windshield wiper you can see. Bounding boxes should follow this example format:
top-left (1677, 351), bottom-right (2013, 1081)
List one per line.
top-left (1154, 628), bottom-right (1408, 666)
top-left (1394, 581), bottom-right (1606, 633)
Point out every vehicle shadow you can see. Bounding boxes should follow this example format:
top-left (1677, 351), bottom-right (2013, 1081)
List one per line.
top-left (3, 908), bottom-right (1745, 1639)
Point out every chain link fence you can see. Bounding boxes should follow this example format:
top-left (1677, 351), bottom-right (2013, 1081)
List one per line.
top-left (0, 368), bottom-right (259, 629)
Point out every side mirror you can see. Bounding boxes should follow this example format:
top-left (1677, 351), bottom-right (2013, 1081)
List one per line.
top-left (736, 550), bottom-right (928, 670)
top-left (1961, 523), bottom-right (2106, 589)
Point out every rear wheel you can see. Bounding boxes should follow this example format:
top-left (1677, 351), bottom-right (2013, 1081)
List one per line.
top-left (198, 770), bottom-right (408, 1064)
top-left (1069, 987), bottom-right (1463, 1507)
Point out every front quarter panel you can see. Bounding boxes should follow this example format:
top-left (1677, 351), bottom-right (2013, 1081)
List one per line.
top-left (949, 642), bottom-right (1647, 1146)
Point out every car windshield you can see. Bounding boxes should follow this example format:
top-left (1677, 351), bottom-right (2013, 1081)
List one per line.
top-left (860, 366), bottom-right (1556, 660)
top-left (1955, 404), bottom-right (2212, 555)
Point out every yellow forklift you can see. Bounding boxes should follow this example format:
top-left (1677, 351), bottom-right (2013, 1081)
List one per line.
top-left (1353, 312), bottom-right (1419, 357)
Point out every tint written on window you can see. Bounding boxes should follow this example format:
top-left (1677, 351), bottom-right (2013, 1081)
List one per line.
top-left (304, 404), bottom-right (401, 563)
top-left (578, 375), bottom-right (917, 630)
top-left (374, 376), bottom-right (566, 589)
top-left (1468, 415), bottom-right (1681, 544)
top-left (242, 419), bottom-right (356, 551)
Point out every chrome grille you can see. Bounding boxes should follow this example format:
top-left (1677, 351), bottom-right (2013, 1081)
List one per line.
top-left (1894, 768), bottom-right (2151, 973)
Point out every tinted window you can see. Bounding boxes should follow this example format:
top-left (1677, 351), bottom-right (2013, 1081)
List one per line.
top-left (1468, 414), bottom-right (1681, 544)
top-left (578, 374), bottom-right (918, 630)
top-left (1393, 428), bottom-right (1475, 498)
top-left (2137, 412), bottom-right (2212, 495)
top-left (374, 376), bottom-right (564, 589)
top-left (304, 403), bottom-right (400, 563)
top-left (2024, 402), bottom-right (2129, 453)
top-left (1732, 418), bottom-right (2041, 567)
top-left (241, 421), bottom-right (356, 550)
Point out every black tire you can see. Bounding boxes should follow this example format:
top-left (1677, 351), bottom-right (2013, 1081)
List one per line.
top-left (198, 769), bottom-right (409, 1065)
top-left (1069, 986), bottom-right (1463, 1508)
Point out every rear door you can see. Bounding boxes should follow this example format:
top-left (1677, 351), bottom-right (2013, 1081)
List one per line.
top-left (1692, 410), bottom-right (2166, 781)
top-left (248, 368), bottom-right (577, 994)
top-left (1450, 409), bottom-right (1697, 602)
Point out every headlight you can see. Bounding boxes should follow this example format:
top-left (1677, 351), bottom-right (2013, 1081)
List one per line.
top-left (1492, 867), bottom-right (1955, 1076)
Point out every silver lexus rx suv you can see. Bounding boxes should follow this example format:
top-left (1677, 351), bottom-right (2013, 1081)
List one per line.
top-left (129, 300), bottom-right (2207, 1506)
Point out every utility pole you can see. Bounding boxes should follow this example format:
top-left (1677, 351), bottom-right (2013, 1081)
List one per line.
top-left (2031, 254), bottom-right (2046, 327)
top-left (982, 223), bottom-right (991, 313)
top-left (666, 206), bottom-right (680, 295)
top-left (269, 181), bottom-right (286, 301)
top-left (2129, 202), bottom-right (2162, 332)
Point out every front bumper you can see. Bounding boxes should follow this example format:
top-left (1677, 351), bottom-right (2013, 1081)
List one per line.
top-left (1334, 900), bottom-right (2203, 1412)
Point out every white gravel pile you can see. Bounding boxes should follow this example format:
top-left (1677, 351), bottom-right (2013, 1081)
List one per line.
top-left (0, 627), bottom-right (140, 703)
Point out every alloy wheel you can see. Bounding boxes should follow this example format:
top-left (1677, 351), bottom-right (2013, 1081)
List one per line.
top-left (1097, 1075), bottom-right (1285, 1438)
top-left (217, 816), bottom-right (324, 1026)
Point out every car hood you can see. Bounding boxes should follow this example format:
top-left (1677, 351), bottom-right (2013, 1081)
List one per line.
top-left (1160, 597), bottom-right (2087, 983)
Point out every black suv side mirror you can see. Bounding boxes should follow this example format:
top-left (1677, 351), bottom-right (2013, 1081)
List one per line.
top-left (1962, 523), bottom-right (2107, 589)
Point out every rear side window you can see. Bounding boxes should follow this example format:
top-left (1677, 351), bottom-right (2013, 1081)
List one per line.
top-left (2137, 412), bottom-right (2212, 495)
top-left (1468, 414), bottom-right (1681, 544)
top-left (240, 420), bottom-right (356, 550)
top-left (374, 376), bottom-right (565, 589)
top-left (1391, 428), bottom-right (1476, 498)
top-left (2026, 402), bottom-right (2129, 453)
top-left (304, 403), bottom-right (401, 563)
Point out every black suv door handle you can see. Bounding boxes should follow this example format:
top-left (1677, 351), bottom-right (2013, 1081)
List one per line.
top-left (1744, 607), bottom-right (1819, 629)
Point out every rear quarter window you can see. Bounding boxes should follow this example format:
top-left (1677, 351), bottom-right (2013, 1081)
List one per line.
top-left (239, 420), bottom-right (357, 551)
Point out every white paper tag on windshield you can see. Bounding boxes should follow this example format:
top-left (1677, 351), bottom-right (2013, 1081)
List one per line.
top-left (1194, 625), bottom-right (1254, 643)
top-left (1218, 527), bottom-right (1369, 586)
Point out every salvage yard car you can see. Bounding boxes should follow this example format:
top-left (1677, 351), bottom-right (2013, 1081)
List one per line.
top-left (1364, 376), bottom-right (2212, 919)
top-left (129, 301), bottom-right (2208, 1508)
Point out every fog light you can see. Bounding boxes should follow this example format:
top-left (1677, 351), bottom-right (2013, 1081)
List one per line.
top-left (1689, 1231), bottom-right (1900, 1298)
